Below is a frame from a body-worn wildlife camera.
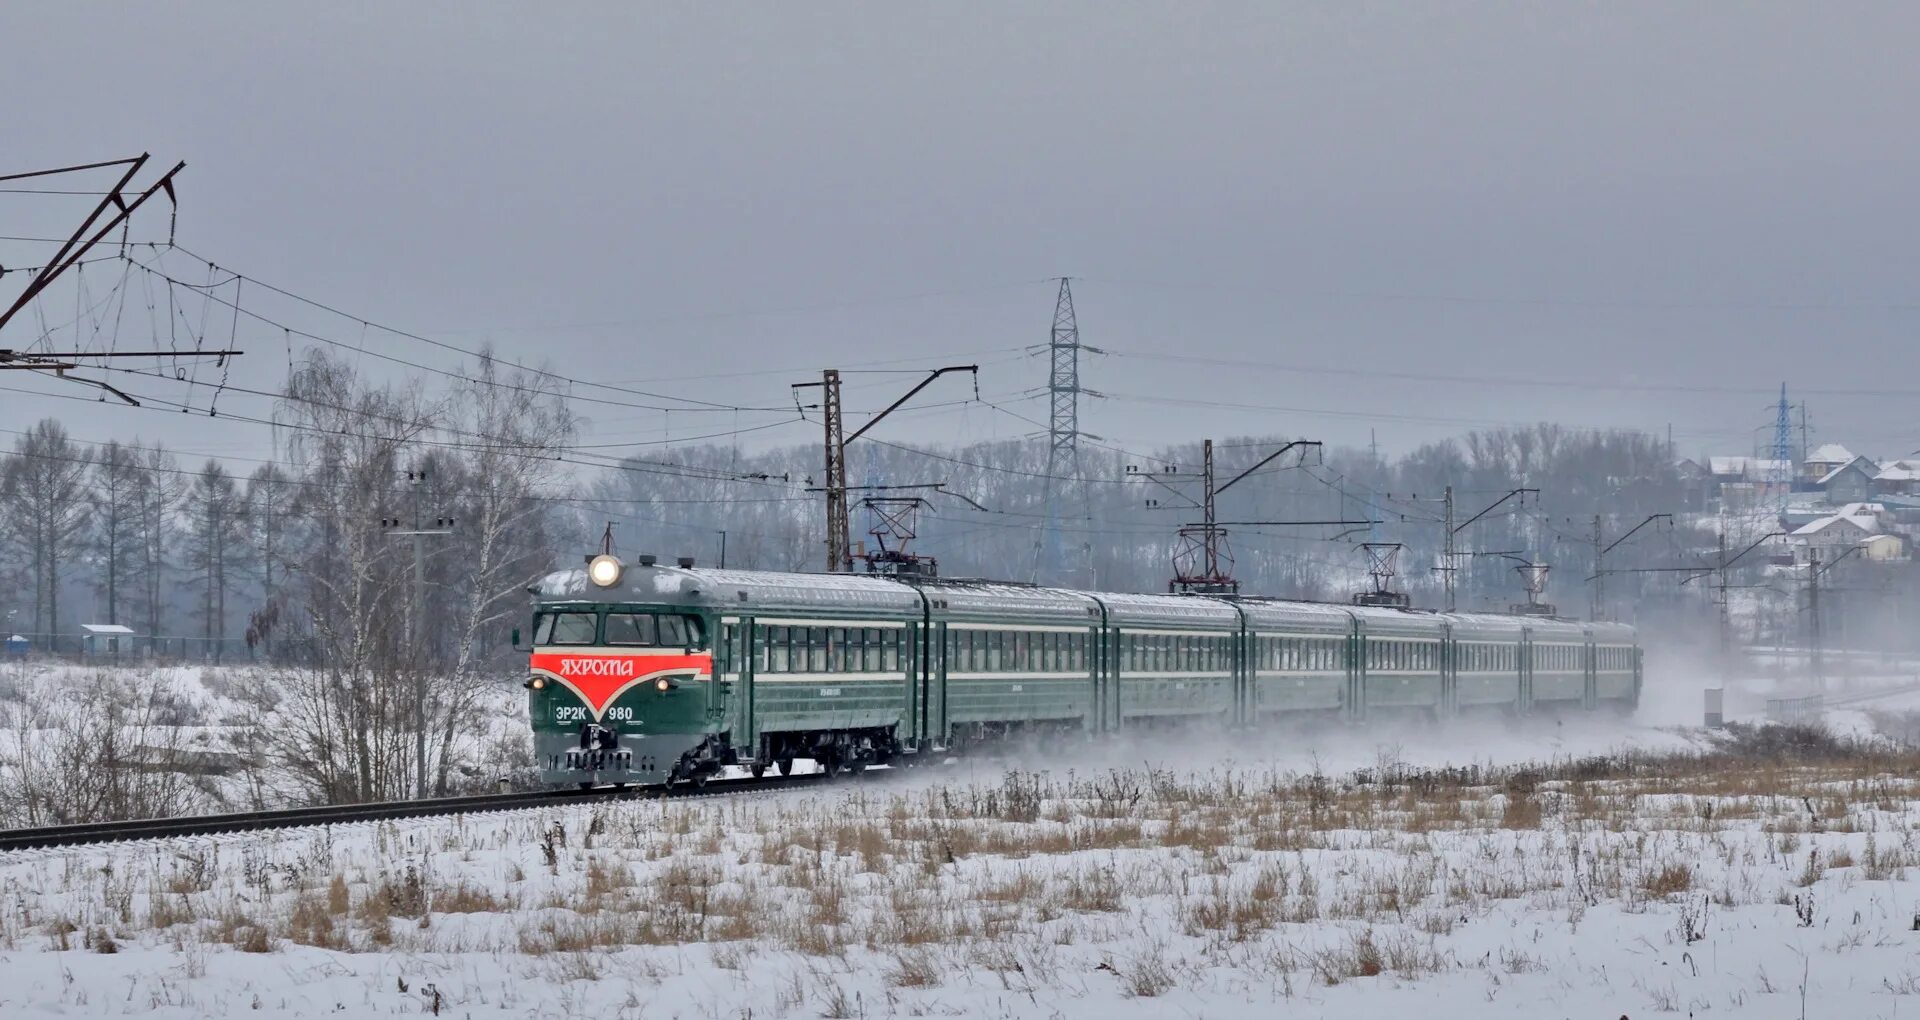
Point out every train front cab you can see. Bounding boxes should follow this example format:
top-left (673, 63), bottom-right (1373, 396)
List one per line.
top-left (524, 602), bottom-right (721, 788)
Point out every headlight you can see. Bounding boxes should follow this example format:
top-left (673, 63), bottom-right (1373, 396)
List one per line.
top-left (588, 554), bottom-right (623, 588)
top-left (656, 677), bottom-right (671, 692)
top-left (527, 676), bottom-right (547, 690)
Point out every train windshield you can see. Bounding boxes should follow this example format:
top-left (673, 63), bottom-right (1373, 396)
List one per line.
top-left (534, 612), bottom-right (598, 646)
top-left (532, 610), bottom-right (707, 648)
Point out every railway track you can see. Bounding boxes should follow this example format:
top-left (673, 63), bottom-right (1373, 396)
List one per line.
top-left (0, 771), bottom-right (839, 853)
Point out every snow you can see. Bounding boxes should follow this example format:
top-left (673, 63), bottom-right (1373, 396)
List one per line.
top-left (6, 696), bottom-right (1920, 1018)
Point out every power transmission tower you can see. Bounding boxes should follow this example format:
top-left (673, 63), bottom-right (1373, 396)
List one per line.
top-left (1770, 383), bottom-right (1793, 518)
top-left (794, 365), bottom-right (978, 573)
top-left (1036, 278), bottom-right (1101, 586)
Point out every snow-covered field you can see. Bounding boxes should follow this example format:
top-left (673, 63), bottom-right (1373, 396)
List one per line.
top-left (5, 712), bottom-right (1920, 1019)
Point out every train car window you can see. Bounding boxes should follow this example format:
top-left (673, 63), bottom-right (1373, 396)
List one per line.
top-left (799, 627), bottom-right (816, 671)
top-left (828, 628), bottom-right (847, 671)
top-left (767, 626), bottom-right (787, 672)
top-left (655, 615), bottom-right (688, 648)
top-left (605, 613), bottom-right (658, 646)
top-left (535, 611), bottom-right (598, 646)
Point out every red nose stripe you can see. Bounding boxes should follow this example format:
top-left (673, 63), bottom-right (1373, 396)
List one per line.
top-left (530, 652), bottom-right (712, 715)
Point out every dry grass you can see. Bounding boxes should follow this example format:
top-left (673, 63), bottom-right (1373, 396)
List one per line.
top-left (14, 720), bottom-right (1920, 1007)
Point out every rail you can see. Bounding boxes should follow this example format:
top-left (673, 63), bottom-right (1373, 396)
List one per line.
top-left (0, 772), bottom-right (832, 853)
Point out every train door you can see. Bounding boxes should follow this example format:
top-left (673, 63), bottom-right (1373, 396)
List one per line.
top-left (1440, 622), bottom-right (1456, 718)
top-left (1518, 627), bottom-right (1534, 715)
top-left (926, 620), bottom-right (948, 750)
top-left (1348, 617), bottom-right (1367, 724)
top-left (1083, 625), bottom-right (1102, 736)
top-left (728, 616), bottom-right (756, 754)
top-left (903, 620), bottom-right (921, 753)
top-left (1233, 627), bottom-right (1250, 727)
top-left (1581, 627), bottom-right (1597, 712)
top-left (1099, 626), bottom-right (1122, 733)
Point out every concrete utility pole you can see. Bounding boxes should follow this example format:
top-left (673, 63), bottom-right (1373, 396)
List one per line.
top-left (1591, 515), bottom-right (1602, 621)
top-left (1806, 542), bottom-right (1866, 690)
top-left (1808, 547), bottom-right (1822, 686)
top-left (1127, 439), bottom-right (1342, 594)
top-left (1438, 487), bottom-right (1536, 613)
top-left (1591, 513), bottom-right (1673, 622)
top-left (793, 365), bottom-right (977, 572)
top-left (382, 467), bottom-right (453, 797)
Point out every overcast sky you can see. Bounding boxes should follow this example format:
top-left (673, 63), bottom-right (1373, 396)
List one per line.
top-left (3, 3), bottom-right (1916, 472)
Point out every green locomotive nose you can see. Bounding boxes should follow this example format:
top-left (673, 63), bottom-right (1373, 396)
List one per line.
top-left (524, 604), bottom-right (721, 787)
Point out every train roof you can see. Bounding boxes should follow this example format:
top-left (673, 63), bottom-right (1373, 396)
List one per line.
top-left (531, 563), bottom-right (1637, 638)
top-left (532, 564), bottom-right (925, 614)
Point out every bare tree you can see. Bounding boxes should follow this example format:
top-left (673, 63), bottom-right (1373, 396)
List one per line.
top-left (428, 351), bottom-right (576, 793)
top-left (182, 460), bottom-right (249, 660)
top-left (243, 462), bottom-right (296, 657)
top-left (128, 445), bottom-right (182, 642)
top-left (88, 440), bottom-right (143, 627)
top-left (272, 349), bottom-right (432, 801)
top-left (0, 419), bottom-right (93, 640)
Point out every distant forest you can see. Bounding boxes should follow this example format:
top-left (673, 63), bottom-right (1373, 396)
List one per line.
top-left (2, 347), bottom-right (1723, 666)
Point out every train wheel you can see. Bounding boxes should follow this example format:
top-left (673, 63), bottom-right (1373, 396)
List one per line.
top-left (750, 762), bottom-right (767, 779)
top-left (777, 758), bottom-right (794, 776)
top-left (691, 770), bottom-right (710, 790)
top-left (823, 757), bottom-right (843, 779)
top-left (578, 781), bottom-right (596, 791)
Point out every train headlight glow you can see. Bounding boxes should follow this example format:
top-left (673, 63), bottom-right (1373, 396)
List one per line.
top-left (527, 676), bottom-right (546, 690)
top-left (656, 677), bottom-right (671, 692)
top-left (587, 554), bottom-right (624, 588)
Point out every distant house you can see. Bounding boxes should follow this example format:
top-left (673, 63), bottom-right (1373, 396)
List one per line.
top-left (1815, 455), bottom-right (1880, 505)
top-left (1674, 458), bottom-right (1711, 512)
top-left (1802, 443), bottom-right (1855, 482)
top-left (1789, 502), bottom-right (1884, 560)
top-left (1707, 456), bottom-right (1792, 509)
top-left (1875, 459), bottom-right (1920, 496)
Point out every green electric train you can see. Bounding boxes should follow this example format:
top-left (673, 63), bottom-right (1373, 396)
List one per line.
top-left (522, 555), bottom-right (1641, 787)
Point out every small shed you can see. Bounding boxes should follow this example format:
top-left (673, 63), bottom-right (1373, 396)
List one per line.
top-left (81, 623), bottom-right (136, 656)
top-left (1862, 534), bottom-right (1906, 561)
